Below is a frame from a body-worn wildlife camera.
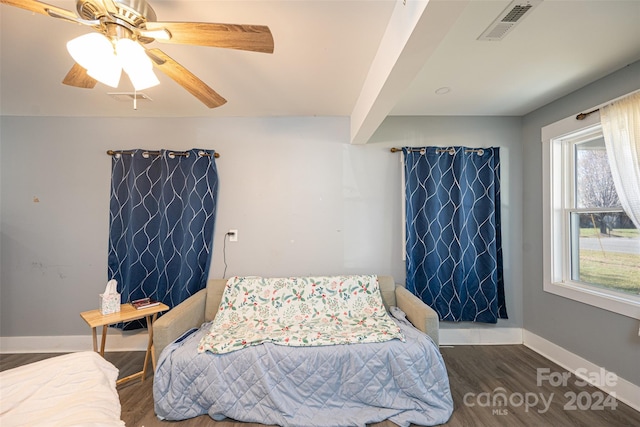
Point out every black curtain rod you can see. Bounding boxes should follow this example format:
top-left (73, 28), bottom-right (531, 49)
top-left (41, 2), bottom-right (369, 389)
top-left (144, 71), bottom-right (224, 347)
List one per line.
top-left (576, 89), bottom-right (640, 120)
top-left (576, 108), bottom-right (599, 120)
top-left (107, 150), bottom-right (220, 158)
top-left (390, 147), bottom-right (486, 154)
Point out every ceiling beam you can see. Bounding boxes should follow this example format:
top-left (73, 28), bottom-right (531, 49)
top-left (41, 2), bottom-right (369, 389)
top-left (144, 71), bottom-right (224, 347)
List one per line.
top-left (350, 0), bottom-right (469, 145)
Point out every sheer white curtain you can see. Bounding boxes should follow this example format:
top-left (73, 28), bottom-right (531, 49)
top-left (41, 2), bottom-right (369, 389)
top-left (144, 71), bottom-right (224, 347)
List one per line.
top-left (601, 91), bottom-right (640, 229)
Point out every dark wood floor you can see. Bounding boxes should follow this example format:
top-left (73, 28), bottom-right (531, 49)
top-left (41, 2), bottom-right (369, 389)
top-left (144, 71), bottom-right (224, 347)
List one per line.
top-left (2, 345), bottom-right (639, 426)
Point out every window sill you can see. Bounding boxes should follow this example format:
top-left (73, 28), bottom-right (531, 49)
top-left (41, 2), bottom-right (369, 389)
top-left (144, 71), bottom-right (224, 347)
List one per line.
top-left (544, 280), bottom-right (640, 320)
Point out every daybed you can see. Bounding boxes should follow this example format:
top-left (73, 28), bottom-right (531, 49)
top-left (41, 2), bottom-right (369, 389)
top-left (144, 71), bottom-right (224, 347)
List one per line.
top-left (152, 275), bottom-right (453, 426)
top-left (0, 351), bottom-right (125, 427)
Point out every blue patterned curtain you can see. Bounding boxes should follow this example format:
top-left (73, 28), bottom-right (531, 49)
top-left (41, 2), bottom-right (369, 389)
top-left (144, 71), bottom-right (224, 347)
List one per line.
top-left (403, 146), bottom-right (507, 323)
top-left (108, 149), bottom-right (218, 329)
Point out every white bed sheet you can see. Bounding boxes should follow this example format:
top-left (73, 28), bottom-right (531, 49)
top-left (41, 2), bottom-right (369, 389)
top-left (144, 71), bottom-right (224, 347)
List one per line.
top-left (0, 351), bottom-right (125, 427)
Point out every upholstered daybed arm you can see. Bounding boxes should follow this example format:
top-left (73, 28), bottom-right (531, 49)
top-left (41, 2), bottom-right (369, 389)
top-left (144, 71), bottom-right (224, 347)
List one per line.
top-left (394, 285), bottom-right (440, 346)
top-left (153, 289), bottom-right (207, 367)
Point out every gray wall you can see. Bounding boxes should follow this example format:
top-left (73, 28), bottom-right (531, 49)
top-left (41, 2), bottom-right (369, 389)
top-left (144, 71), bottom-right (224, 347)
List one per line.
top-left (522, 60), bottom-right (640, 386)
top-left (0, 116), bottom-right (407, 336)
top-left (1, 61), bottom-right (637, 388)
top-left (0, 114), bottom-right (523, 338)
top-left (371, 116), bottom-right (524, 332)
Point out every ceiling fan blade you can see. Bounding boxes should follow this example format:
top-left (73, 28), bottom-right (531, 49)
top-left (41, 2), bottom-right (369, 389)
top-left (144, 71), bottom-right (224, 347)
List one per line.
top-left (62, 63), bottom-right (98, 89)
top-left (146, 48), bottom-right (226, 109)
top-left (144, 22), bottom-right (274, 54)
top-left (1, 0), bottom-right (77, 20)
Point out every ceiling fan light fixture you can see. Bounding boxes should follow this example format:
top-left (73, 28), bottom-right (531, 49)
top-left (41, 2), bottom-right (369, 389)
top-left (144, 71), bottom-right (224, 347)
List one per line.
top-left (87, 61), bottom-right (122, 88)
top-left (116, 38), bottom-right (160, 90)
top-left (67, 33), bottom-right (122, 87)
top-left (4, 0), bottom-right (273, 107)
top-left (126, 67), bottom-right (160, 91)
top-left (66, 33), bottom-right (114, 70)
top-left (115, 38), bottom-right (147, 65)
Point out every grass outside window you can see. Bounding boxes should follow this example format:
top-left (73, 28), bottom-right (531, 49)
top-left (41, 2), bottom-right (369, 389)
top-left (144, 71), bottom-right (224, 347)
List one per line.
top-left (577, 228), bottom-right (640, 295)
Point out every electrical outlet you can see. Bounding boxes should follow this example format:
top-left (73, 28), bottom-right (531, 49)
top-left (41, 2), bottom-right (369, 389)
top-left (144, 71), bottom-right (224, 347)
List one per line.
top-left (229, 229), bottom-right (238, 242)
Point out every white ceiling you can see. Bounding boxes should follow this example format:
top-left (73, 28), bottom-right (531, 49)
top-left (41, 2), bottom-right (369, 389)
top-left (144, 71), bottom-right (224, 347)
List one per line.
top-left (1, 0), bottom-right (639, 140)
top-left (392, 0), bottom-right (640, 116)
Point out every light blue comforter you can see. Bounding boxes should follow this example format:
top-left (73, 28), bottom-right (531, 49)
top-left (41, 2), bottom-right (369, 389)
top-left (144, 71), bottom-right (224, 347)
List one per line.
top-left (154, 309), bottom-right (453, 427)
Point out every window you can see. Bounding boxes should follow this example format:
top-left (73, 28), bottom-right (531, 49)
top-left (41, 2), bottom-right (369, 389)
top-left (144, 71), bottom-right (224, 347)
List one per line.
top-left (542, 112), bottom-right (640, 319)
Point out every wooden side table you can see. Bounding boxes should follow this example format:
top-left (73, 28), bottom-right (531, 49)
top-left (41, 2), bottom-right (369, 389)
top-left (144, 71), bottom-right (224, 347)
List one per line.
top-left (80, 302), bottom-right (169, 386)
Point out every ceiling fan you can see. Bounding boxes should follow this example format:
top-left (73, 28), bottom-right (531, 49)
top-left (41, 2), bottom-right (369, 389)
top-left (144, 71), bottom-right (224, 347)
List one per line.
top-left (1, 0), bottom-right (275, 108)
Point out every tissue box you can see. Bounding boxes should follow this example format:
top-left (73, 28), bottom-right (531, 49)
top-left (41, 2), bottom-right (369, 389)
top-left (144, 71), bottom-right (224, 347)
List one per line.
top-left (99, 292), bottom-right (121, 315)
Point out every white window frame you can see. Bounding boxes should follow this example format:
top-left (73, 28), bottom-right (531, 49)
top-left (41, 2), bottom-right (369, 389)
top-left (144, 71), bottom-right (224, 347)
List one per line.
top-left (542, 110), bottom-right (640, 320)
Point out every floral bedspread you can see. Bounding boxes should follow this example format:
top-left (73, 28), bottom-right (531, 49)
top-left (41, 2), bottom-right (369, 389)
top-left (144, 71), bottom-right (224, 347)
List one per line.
top-left (198, 275), bottom-right (405, 354)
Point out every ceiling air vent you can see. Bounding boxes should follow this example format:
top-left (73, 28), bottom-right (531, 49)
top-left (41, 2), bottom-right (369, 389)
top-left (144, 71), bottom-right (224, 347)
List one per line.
top-left (478, 0), bottom-right (541, 41)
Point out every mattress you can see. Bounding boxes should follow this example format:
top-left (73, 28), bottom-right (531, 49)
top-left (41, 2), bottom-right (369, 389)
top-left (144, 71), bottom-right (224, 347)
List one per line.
top-left (0, 351), bottom-right (125, 427)
top-left (154, 307), bottom-right (453, 427)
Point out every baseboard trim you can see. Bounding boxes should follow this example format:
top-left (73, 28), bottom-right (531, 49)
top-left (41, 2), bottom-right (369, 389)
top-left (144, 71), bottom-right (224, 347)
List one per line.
top-left (3, 328), bottom-right (638, 413)
top-left (523, 329), bottom-right (640, 412)
top-left (0, 330), bottom-right (149, 353)
top-left (440, 327), bottom-right (523, 345)
top-left (3, 327), bottom-right (525, 352)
